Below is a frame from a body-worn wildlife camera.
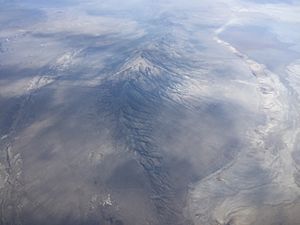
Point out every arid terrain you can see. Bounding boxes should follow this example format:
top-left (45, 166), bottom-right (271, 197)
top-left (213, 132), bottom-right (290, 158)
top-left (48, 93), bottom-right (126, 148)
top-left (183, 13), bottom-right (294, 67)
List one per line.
top-left (1, 0), bottom-right (300, 225)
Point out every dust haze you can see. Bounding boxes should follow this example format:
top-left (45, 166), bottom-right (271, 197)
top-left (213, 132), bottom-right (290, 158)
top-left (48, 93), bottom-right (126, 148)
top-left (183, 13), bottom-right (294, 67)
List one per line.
top-left (1, 0), bottom-right (300, 225)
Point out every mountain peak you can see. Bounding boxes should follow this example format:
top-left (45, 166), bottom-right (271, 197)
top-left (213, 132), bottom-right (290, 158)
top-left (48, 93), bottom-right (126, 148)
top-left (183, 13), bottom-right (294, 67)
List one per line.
top-left (120, 52), bottom-right (160, 75)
